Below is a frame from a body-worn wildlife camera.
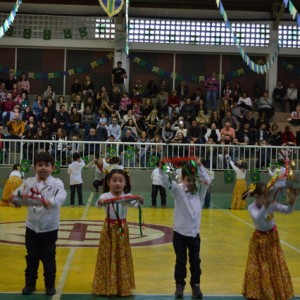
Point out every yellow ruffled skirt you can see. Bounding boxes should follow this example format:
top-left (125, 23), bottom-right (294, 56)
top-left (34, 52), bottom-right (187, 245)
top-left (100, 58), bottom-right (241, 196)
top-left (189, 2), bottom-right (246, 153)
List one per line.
top-left (92, 220), bottom-right (135, 296)
top-left (0, 176), bottom-right (23, 206)
top-left (242, 228), bottom-right (294, 300)
top-left (230, 179), bottom-right (247, 209)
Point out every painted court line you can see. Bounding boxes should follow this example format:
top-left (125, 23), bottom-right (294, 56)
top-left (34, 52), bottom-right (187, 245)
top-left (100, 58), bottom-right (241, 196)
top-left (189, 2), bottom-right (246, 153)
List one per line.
top-left (52, 193), bottom-right (94, 300)
top-left (212, 203), bottom-right (300, 254)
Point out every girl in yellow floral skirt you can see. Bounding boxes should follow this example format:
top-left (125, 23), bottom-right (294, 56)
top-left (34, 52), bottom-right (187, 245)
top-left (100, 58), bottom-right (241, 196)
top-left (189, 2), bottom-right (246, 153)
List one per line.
top-left (225, 155), bottom-right (248, 209)
top-left (242, 182), bottom-right (297, 300)
top-left (92, 169), bottom-right (144, 297)
top-left (0, 164), bottom-right (23, 206)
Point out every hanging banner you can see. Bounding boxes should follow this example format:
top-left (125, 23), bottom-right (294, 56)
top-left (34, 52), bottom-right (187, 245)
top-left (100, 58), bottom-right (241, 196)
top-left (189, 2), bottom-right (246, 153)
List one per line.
top-left (224, 170), bottom-right (235, 184)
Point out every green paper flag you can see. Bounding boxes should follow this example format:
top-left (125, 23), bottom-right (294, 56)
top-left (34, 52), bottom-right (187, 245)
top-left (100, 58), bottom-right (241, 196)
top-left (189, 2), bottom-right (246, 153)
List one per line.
top-left (82, 156), bottom-right (90, 169)
top-left (5, 27), bottom-right (14, 37)
top-left (23, 29), bottom-right (32, 39)
top-left (147, 156), bottom-right (159, 168)
top-left (250, 169), bottom-right (260, 182)
top-left (125, 146), bottom-right (135, 159)
top-left (107, 146), bottom-right (117, 157)
top-left (21, 159), bottom-right (31, 173)
top-left (224, 170), bottom-right (235, 184)
top-left (79, 27), bottom-right (87, 37)
top-left (43, 29), bottom-right (51, 40)
top-left (63, 29), bottom-right (72, 39)
top-left (52, 161), bottom-right (60, 174)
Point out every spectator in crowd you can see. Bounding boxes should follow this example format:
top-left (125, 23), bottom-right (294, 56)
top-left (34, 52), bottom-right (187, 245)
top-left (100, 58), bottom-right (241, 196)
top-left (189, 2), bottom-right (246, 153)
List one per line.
top-left (255, 122), bottom-right (269, 145)
top-left (144, 79), bottom-right (158, 98)
top-left (145, 109), bottom-right (159, 139)
top-left (43, 84), bottom-right (55, 101)
top-left (5, 111), bottom-right (25, 152)
top-left (281, 125), bottom-right (296, 146)
top-left (236, 122), bottom-right (255, 145)
top-left (82, 74), bottom-right (95, 99)
top-left (84, 127), bottom-right (101, 157)
top-left (190, 87), bottom-right (205, 107)
top-left (204, 122), bottom-right (220, 143)
top-left (256, 139), bottom-right (271, 169)
top-left (168, 90), bottom-right (180, 119)
top-left (50, 127), bottom-right (69, 164)
top-left (272, 80), bottom-right (287, 112)
top-left (161, 121), bottom-right (175, 144)
top-left (286, 82), bottom-right (298, 113)
top-left (222, 80), bottom-right (233, 105)
top-left (188, 119), bottom-right (204, 144)
top-left (109, 86), bottom-right (122, 110)
top-left (5, 71), bottom-right (17, 91)
top-left (136, 130), bottom-right (150, 168)
top-left (111, 61), bottom-right (127, 93)
top-left (71, 77), bottom-right (82, 101)
top-left (120, 129), bottom-right (136, 167)
top-left (222, 111), bottom-right (239, 129)
top-left (176, 80), bottom-right (189, 101)
top-left (196, 110), bottom-right (210, 128)
top-left (220, 121), bottom-right (236, 140)
top-left (204, 72), bottom-right (219, 111)
top-left (2, 92), bottom-right (17, 125)
top-left (238, 90), bottom-right (252, 112)
top-left (55, 96), bottom-right (67, 112)
top-left (219, 98), bottom-right (231, 120)
top-left (210, 110), bottom-right (222, 129)
top-left (171, 118), bottom-right (188, 138)
top-left (32, 95), bottom-right (44, 122)
top-left (67, 106), bottom-right (81, 137)
top-left (119, 92), bottom-right (131, 117)
top-left (288, 103), bottom-right (300, 125)
top-left (156, 90), bottom-right (169, 118)
top-left (180, 98), bottom-right (195, 124)
top-left (55, 105), bottom-right (70, 130)
top-left (232, 82), bottom-right (242, 102)
top-left (142, 97), bottom-right (155, 119)
top-left (107, 117), bottom-right (121, 142)
top-left (17, 73), bottom-right (30, 94)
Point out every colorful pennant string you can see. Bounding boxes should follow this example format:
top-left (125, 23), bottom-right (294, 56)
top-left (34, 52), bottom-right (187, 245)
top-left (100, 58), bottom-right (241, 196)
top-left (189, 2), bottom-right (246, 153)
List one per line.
top-left (0, 0), bottom-right (22, 39)
top-left (216, 0), bottom-right (279, 74)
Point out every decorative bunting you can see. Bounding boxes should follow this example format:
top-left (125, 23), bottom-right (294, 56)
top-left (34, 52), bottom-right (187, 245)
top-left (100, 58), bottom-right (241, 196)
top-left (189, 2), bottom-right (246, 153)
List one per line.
top-left (20, 159), bottom-right (31, 173)
top-left (79, 27), bottom-right (88, 37)
top-left (0, 52), bottom-right (114, 81)
top-left (250, 169), bottom-right (260, 182)
top-left (43, 29), bottom-right (51, 40)
top-left (63, 29), bottom-right (72, 39)
top-left (98, 0), bottom-right (125, 18)
top-left (125, 146), bottom-right (135, 159)
top-left (52, 161), bottom-right (60, 174)
top-left (0, 0), bottom-right (22, 39)
top-left (23, 28), bottom-right (32, 39)
top-left (224, 170), bottom-right (234, 184)
top-left (107, 146), bottom-right (117, 157)
top-left (216, 0), bottom-right (280, 74)
top-left (147, 156), bottom-right (159, 168)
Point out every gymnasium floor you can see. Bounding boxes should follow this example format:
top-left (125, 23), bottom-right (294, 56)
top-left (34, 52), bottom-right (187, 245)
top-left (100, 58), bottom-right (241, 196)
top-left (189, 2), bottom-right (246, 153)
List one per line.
top-left (0, 191), bottom-right (300, 300)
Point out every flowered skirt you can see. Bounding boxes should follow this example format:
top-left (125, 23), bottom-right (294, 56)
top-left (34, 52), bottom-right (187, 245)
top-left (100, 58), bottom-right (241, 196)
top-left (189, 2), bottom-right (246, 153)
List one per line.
top-left (242, 228), bottom-right (294, 300)
top-left (0, 176), bottom-right (23, 206)
top-left (230, 179), bottom-right (247, 209)
top-left (92, 220), bottom-right (135, 296)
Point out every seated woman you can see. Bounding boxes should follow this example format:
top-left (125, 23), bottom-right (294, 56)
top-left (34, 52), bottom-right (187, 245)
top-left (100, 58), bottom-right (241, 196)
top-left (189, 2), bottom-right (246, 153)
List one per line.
top-left (288, 103), bottom-right (300, 125)
top-left (257, 90), bottom-right (274, 119)
top-left (204, 122), bottom-right (221, 143)
top-left (238, 90), bottom-right (252, 111)
top-left (281, 125), bottom-right (296, 146)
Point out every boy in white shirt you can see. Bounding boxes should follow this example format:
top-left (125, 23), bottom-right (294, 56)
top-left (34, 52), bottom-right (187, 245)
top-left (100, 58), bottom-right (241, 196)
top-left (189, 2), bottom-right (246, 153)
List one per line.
top-left (67, 152), bottom-right (85, 207)
top-left (159, 158), bottom-right (211, 298)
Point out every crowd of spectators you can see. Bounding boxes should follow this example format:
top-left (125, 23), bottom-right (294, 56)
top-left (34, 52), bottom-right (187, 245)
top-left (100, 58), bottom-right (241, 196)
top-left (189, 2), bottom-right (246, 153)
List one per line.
top-left (0, 70), bottom-right (300, 168)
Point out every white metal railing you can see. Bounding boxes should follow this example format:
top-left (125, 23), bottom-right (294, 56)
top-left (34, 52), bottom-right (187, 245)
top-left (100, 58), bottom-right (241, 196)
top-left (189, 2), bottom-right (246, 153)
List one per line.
top-left (1, 139), bottom-right (299, 172)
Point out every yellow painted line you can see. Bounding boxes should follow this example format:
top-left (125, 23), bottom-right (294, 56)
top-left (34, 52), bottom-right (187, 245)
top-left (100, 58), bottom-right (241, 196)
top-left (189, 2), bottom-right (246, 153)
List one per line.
top-left (52, 193), bottom-right (94, 300)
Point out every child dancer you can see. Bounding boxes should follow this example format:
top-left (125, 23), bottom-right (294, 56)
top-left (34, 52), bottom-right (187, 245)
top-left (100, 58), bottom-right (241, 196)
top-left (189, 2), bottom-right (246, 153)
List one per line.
top-left (92, 169), bottom-right (144, 297)
top-left (242, 182), bottom-right (297, 300)
top-left (225, 154), bottom-right (247, 209)
top-left (67, 152), bottom-right (85, 207)
top-left (11, 152), bottom-right (67, 296)
top-left (159, 158), bottom-right (211, 298)
top-left (0, 164), bottom-right (23, 206)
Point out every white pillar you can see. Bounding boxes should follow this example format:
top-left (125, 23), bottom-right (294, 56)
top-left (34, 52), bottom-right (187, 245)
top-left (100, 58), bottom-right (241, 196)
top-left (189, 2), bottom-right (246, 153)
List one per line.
top-left (266, 29), bottom-right (279, 94)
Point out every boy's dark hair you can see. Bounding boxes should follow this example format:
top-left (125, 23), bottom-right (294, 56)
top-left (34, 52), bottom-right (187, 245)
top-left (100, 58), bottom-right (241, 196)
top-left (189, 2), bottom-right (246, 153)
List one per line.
top-left (103, 169), bottom-right (131, 193)
top-left (34, 151), bottom-right (54, 166)
top-left (73, 152), bottom-right (81, 161)
top-left (181, 162), bottom-right (198, 179)
top-left (12, 163), bottom-right (21, 170)
top-left (110, 156), bottom-right (120, 164)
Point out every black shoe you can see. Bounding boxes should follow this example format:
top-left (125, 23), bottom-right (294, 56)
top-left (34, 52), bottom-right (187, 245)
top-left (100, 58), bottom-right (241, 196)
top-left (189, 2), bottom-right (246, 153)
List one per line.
top-left (22, 286), bottom-right (36, 295)
top-left (46, 287), bottom-right (56, 295)
top-left (175, 284), bottom-right (184, 298)
top-left (192, 284), bottom-right (203, 298)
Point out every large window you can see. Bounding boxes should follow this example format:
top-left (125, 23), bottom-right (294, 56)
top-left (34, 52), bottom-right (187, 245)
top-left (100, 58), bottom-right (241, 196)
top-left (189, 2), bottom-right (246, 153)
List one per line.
top-left (279, 25), bottom-right (300, 48)
top-left (128, 19), bottom-right (270, 47)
